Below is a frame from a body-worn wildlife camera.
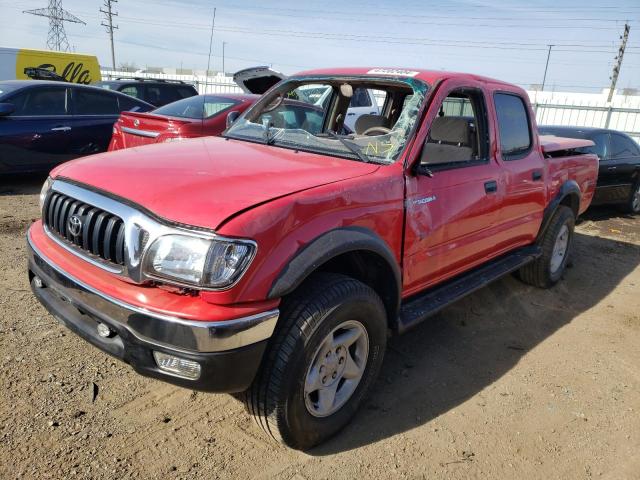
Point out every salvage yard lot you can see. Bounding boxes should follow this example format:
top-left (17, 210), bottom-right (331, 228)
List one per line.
top-left (1, 176), bottom-right (639, 480)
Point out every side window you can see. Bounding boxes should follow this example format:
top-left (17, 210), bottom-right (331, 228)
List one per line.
top-left (575, 132), bottom-right (608, 159)
top-left (420, 89), bottom-right (488, 167)
top-left (7, 88), bottom-right (67, 115)
top-left (118, 95), bottom-right (146, 112)
top-left (120, 85), bottom-right (143, 99)
top-left (350, 88), bottom-right (372, 108)
top-left (176, 86), bottom-right (197, 99)
top-left (73, 89), bottom-right (119, 115)
top-left (494, 93), bottom-right (532, 159)
top-left (610, 133), bottom-right (640, 159)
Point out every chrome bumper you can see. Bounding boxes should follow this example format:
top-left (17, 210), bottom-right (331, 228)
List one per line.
top-left (27, 233), bottom-right (278, 354)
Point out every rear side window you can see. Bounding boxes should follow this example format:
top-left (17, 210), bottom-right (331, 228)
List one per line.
top-left (120, 84), bottom-right (144, 99)
top-left (576, 132), bottom-right (608, 159)
top-left (153, 95), bottom-right (238, 119)
top-left (145, 85), bottom-right (180, 106)
top-left (610, 133), bottom-right (640, 158)
top-left (8, 87), bottom-right (67, 115)
top-left (494, 93), bottom-right (532, 159)
top-left (350, 88), bottom-right (372, 107)
top-left (118, 95), bottom-right (147, 112)
top-left (176, 86), bottom-right (198, 99)
top-left (73, 89), bottom-right (119, 115)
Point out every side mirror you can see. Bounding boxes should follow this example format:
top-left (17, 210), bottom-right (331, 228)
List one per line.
top-left (226, 110), bottom-right (240, 128)
top-left (0, 103), bottom-right (15, 117)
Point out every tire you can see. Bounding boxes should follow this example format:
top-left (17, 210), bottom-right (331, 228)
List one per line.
top-left (518, 205), bottom-right (575, 289)
top-left (245, 273), bottom-right (387, 450)
top-left (623, 180), bottom-right (640, 214)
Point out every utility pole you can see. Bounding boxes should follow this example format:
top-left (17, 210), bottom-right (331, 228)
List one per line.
top-left (24, 0), bottom-right (85, 52)
top-left (100, 0), bottom-right (118, 70)
top-left (206, 8), bottom-right (217, 93)
top-left (541, 44), bottom-right (554, 92)
top-left (222, 41), bottom-right (227, 75)
top-left (607, 23), bottom-right (630, 103)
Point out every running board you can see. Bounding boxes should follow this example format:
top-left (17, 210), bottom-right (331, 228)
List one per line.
top-left (397, 246), bottom-right (542, 334)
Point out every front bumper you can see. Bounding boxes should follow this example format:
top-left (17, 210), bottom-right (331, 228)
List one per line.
top-left (27, 235), bottom-right (278, 393)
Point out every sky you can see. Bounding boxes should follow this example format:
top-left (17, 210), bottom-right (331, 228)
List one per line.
top-left (1, 0), bottom-right (639, 93)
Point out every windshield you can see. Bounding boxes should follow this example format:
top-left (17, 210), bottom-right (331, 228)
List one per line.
top-left (152, 95), bottom-right (238, 119)
top-left (0, 83), bottom-right (23, 97)
top-left (224, 76), bottom-right (428, 164)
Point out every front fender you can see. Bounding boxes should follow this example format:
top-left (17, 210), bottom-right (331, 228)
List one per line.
top-left (268, 226), bottom-right (401, 302)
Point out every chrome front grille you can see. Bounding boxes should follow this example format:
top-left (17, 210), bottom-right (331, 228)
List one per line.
top-left (44, 192), bottom-right (126, 266)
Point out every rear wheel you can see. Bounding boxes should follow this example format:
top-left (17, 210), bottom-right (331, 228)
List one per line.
top-left (518, 205), bottom-right (575, 288)
top-left (624, 180), bottom-right (640, 214)
top-left (245, 273), bottom-right (387, 450)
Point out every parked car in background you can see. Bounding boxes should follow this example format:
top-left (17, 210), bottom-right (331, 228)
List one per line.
top-left (0, 80), bottom-right (153, 174)
top-left (233, 66), bottom-right (379, 131)
top-left (109, 93), bottom-right (258, 151)
top-left (539, 126), bottom-right (640, 213)
top-left (94, 78), bottom-right (198, 107)
top-left (29, 67), bottom-right (598, 450)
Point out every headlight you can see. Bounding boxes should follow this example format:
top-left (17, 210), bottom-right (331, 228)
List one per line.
top-left (145, 234), bottom-right (255, 288)
top-left (39, 176), bottom-right (53, 212)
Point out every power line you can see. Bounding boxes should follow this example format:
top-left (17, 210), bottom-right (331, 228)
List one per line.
top-left (100, 0), bottom-right (118, 70)
top-left (23, 0), bottom-right (85, 52)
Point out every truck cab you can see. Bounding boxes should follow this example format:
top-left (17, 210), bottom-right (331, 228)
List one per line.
top-left (28, 67), bottom-right (598, 450)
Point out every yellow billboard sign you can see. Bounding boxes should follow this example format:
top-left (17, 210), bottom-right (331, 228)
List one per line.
top-left (0, 47), bottom-right (101, 84)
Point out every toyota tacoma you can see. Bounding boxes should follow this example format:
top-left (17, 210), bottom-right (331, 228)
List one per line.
top-left (27, 67), bottom-right (598, 450)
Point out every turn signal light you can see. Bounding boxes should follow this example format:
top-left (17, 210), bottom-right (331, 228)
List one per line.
top-left (153, 351), bottom-right (201, 380)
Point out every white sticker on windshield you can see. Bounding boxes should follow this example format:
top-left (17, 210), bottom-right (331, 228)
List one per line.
top-left (367, 68), bottom-right (419, 77)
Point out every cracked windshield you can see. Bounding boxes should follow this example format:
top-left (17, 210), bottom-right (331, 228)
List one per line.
top-left (225, 78), bottom-right (427, 164)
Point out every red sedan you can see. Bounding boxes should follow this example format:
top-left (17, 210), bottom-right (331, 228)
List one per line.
top-left (108, 93), bottom-right (258, 151)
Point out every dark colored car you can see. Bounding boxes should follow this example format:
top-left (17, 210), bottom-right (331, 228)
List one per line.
top-left (0, 80), bottom-right (154, 174)
top-left (93, 79), bottom-right (198, 107)
top-left (540, 126), bottom-right (640, 213)
top-left (108, 93), bottom-right (259, 151)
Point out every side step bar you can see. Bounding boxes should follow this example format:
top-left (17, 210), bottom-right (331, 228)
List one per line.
top-left (397, 246), bottom-right (542, 334)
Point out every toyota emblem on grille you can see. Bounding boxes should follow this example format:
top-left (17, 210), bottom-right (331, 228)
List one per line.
top-left (67, 215), bottom-right (83, 237)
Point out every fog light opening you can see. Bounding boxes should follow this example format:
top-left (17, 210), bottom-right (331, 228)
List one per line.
top-left (96, 323), bottom-right (115, 338)
top-left (153, 351), bottom-right (201, 380)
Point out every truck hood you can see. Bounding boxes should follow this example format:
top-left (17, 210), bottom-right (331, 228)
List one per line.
top-left (53, 136), bottom-right (379, 230)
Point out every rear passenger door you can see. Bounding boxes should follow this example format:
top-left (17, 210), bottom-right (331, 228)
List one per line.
top-left (403, 80), bottom-right (504, 293)
top-left (607, 133), bottom-right (640, 186)
top-left (492, 92), bottom-right (546, 249)
top-left (0, 85), bottom-right (74, 173)
top-left (67, 87), bottom-right (122, 155)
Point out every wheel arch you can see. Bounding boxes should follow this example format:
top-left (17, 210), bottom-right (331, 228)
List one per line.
top-left (267, 227), bottom-right (401, 327)
top-left (536, 180), bottom-right (580, 243)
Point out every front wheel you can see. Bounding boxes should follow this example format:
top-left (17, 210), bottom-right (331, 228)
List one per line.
top-left (245, 273), bottom-right (387, 450)
top-left (518, 205), bottom-right (575, 288)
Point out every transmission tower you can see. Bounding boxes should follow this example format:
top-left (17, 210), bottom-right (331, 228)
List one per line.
top-left (100, 0), bottom-right (119, 70)
top-left (24, 0), bottom-right (86, 52)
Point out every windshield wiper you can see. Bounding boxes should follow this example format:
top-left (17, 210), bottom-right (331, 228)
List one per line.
top-left (324, 130), bottom-right (370, 163)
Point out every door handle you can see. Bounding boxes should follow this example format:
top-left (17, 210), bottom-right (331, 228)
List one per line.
top-left (346, 112), bottom-right (356, 116)
top-left (51, 126), bottom-right (71, 132)
top-left (607, 166), bottom-right (617, 171)
top-left (484, 180), bottom-right (498, 194)
top-left (532, 170), bottom-right (543, 181)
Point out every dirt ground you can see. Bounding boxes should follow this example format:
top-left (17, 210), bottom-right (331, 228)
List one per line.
top-left (1, 175), bottom-right (639, 480)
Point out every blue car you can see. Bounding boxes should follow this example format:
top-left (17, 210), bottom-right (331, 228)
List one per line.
top-left (0, 80), bottom-right (154, 174)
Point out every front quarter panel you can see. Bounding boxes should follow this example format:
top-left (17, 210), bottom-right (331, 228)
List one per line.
top-left (200, 165), bottom-right (405, 305)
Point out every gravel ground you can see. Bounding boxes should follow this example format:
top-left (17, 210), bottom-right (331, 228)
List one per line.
top-left (1, 175), bottom-right (639, 480)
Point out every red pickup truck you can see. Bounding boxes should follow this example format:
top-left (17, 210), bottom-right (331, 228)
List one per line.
top-left (27, 67), bottom-right (598, 450)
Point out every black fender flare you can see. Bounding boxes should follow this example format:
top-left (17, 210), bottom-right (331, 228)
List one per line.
top-left (536, 180), bottom-right (581, 243)
top-left (267, 226), bottom-right (402, 316)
